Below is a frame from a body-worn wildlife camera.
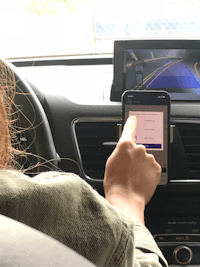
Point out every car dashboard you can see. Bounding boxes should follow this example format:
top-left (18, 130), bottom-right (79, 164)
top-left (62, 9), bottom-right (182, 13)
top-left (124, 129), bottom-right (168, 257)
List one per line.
top-left (13, 60), bottom-right (200, 266)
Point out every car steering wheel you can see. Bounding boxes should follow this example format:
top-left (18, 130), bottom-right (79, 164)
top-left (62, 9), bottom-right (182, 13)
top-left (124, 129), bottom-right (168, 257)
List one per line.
top-left (1, 58), bottom-right (58, 174)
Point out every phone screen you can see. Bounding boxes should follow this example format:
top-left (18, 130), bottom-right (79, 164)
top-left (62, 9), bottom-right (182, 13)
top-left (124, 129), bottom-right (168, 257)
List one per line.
top-left (123, 91), bottom-right (170, 185)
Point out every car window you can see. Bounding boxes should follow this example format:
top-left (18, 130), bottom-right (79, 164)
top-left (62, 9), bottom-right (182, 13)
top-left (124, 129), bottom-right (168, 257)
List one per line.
top-left (1, 0), bottom-right (200, 59)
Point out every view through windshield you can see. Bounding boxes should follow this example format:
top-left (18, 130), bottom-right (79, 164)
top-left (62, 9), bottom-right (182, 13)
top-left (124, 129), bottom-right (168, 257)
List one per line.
top-left (1, 0), bottom-right (200, 59)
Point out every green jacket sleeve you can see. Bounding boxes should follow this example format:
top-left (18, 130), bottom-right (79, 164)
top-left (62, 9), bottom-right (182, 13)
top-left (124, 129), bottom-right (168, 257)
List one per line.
top-left (0, 170), bottom-right (168, 267)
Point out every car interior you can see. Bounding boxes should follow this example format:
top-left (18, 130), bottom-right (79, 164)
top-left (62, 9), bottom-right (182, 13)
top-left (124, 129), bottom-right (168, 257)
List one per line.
top-left (2, 1), bottom-right (200, 265)
top-left (3, 38), bottom-right (200, 266)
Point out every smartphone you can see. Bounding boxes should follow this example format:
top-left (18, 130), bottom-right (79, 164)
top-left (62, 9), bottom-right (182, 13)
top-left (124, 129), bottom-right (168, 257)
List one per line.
top-left (122, 90), bottom-right (170, 185)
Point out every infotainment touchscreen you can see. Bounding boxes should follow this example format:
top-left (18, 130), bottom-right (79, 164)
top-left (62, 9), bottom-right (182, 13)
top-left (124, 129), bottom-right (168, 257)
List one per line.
top-left (111, 40), bottom-right (200, 102)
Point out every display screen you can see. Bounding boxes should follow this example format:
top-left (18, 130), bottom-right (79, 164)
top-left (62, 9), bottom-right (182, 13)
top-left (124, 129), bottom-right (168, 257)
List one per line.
top-left (123, 91), bottom-right (169, 185)
top-left (125, 49), bottom-right (200, 100)
top-left (112, 40), bottom-right (200, 102)
top-left (128, 111), bottom-right (164, 150)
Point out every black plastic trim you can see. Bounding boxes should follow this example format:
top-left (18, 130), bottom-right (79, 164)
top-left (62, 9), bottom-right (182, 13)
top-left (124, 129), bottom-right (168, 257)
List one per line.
top-left (9, 56), bottom-right (113, 67)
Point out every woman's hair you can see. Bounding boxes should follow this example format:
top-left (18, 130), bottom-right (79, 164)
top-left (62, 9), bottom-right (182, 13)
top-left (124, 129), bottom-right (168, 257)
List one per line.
top-left (0, 60), bottom-right (16, 169)
top-left (0, 59), bottom-right (81, 174)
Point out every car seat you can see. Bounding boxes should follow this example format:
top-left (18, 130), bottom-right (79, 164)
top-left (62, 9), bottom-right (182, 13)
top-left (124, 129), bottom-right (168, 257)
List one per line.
top-left (0, 215), bottom-right (96, 266)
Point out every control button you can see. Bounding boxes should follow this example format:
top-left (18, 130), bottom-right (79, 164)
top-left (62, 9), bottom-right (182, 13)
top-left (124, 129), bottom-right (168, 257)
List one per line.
top-left (155, 234), bottom-right (200, 243)
top-left (173, 245), bottom-right (193, 265)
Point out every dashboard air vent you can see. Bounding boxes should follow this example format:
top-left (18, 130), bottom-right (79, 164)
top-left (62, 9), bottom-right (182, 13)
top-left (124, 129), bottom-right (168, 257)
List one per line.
top-left (177, 123), bottom-right (200, 178)
top-left (75, 120), bottom-right (120, 180)
top-left (75, 120), bottom-right (200, 180)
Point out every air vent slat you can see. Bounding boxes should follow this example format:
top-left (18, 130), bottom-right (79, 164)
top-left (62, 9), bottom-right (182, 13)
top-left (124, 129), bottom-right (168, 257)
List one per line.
top-left (78, 137), bottom-right (116, 146)
top-left (80, 145), bottom-right (114, 154)
top-left (187, 154), bottom-right (200, 162)
top-left (177, 123), bottom-right (200, 178)
top-left (181, 137), bottom-right (200, 145)
top-left (189, 164), bottom-right (200, 171)
top-left (184, 146), bottom-right (200, 154)
top-left (178, 128), bottom-right (200, 136)
top-left (75, 120), bottom-right (119, 180)
top-left (76, 127), bottom-right (117, 137)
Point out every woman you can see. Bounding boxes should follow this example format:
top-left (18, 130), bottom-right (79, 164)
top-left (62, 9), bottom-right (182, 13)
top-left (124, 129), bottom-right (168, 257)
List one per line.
top-left (0, 59), bottom-right (168, 266)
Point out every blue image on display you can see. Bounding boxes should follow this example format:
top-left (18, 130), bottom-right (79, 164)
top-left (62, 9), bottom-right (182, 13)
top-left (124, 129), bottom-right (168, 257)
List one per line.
top-left (125, 49), bottom-right (200, 99)
top-left (147, 60), bottom-right (200, 90)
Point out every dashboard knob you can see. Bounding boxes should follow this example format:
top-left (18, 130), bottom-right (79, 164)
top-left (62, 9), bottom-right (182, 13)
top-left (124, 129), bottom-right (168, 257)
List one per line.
top-left (173, 245), bottom-right (193, 265)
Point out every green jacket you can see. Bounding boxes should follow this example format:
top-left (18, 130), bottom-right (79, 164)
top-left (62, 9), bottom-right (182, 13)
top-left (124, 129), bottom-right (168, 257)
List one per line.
top-left (0, 170), bottom-right (168, 267)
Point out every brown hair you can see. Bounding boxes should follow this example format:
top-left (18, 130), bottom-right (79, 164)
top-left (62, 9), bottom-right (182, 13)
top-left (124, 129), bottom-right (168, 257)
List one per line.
top-left (0, 60), bottom-right (16, 169)
top-left (0, 59), bottom-right (81, 174)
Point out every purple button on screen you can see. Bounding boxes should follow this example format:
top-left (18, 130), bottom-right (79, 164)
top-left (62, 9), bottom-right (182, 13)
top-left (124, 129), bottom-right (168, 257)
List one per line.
top-left (143, 144), bottom-right (161, 149)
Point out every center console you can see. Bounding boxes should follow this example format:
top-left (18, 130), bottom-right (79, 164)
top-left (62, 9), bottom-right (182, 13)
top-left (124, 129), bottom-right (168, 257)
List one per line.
top-left (146, 183), bottom-right (200, 266)
top-left (156, 234), bottom-right (200, 266)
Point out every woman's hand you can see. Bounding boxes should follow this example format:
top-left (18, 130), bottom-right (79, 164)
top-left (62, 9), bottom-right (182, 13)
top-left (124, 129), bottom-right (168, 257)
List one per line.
top-left (103, 116), bottom-right (161, 224)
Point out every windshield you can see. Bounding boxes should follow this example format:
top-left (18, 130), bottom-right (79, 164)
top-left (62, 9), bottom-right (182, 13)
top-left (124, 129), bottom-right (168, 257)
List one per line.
top-left (1, 0), bottom-right (200, 59)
